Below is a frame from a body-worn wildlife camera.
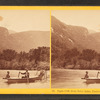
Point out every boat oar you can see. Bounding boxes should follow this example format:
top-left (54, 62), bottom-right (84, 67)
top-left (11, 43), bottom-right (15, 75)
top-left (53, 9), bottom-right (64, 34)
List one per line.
top-left (26, 76), bottom-right (29, 83)
top-left (26, 72), bottom-right (29, 83)
top-left (45, 70), bottom-right (47, 81)
top-left (18, 72), bottom-right (20, 78)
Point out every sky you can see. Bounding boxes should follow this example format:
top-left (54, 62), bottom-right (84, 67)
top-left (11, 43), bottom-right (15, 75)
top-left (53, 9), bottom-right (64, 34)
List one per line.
top-left (0, 10), bottom-right (50, 32)
top-left (52, 10), bottom-right (100, 32)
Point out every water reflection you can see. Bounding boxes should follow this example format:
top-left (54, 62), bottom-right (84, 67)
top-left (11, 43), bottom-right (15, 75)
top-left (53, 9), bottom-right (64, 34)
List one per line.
top-left (84, 80), bottom-right (100, 85)
top-left (52, 69), bottom-right (100, 88)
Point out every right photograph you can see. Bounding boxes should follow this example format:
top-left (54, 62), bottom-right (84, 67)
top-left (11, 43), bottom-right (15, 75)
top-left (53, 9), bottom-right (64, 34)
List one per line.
top-left (51, 10), bottom-right (100, 88)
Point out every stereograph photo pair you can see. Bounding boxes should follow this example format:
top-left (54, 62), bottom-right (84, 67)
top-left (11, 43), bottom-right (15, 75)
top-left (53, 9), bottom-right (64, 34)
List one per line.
top-left (0, 7), bottom-right (100, 94)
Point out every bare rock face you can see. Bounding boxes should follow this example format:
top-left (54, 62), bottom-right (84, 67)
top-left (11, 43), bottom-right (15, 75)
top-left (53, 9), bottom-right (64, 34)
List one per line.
top-left (51, 16), bottom-right (100, 53)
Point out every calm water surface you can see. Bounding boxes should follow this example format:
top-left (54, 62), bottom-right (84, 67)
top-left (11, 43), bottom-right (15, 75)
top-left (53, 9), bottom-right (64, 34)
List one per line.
top-left (51, 68), bottom-right (100, 88)
top-left (0, 70), bottom-right (50, 88)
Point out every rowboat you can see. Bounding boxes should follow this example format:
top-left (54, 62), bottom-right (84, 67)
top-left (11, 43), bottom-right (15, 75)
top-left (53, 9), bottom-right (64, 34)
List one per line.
top-left (8, 77), bottom-right (41, 83)
top-left (3, 74), bottom-right (44, 83)
top-left (81, 77), bottom-right (100, 83)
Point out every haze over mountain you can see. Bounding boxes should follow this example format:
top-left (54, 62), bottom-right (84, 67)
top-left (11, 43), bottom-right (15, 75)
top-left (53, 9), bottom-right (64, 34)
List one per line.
top-left (0, 26), bottom-right (50, 52)
top-left (8, 30), bottom-right (16, 34)
top-left (51, 16), bottom-right (100, 53)
top-left (88, 29), bottom-right (96, 34)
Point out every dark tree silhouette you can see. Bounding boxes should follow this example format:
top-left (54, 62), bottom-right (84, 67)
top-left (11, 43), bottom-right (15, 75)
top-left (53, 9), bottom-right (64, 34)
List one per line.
top-left (80, 49), bottom-right (97, 61)
top-left (2, 49), bottom-right (17, 61)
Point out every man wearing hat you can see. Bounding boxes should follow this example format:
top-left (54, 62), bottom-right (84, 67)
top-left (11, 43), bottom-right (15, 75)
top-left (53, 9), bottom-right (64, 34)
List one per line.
top-left (20, 69), bottom-right (29, 78)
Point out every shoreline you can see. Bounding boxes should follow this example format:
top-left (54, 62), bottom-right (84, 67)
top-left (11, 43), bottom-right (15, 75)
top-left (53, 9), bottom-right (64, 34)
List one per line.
top-left (52, 67), bottom-right (100, 71)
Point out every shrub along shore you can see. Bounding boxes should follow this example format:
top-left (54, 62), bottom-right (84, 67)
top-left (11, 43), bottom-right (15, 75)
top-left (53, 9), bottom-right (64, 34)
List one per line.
top-left (0, 47), bottom-right (50, 70)
top-left (52, 48), bottom-right (100, 70)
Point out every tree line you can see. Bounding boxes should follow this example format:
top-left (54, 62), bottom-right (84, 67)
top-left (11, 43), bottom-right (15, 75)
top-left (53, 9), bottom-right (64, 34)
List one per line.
top-left (52, 48), bottom-right (100, 70)
top-left (0, 47), bottom-right (50, 70)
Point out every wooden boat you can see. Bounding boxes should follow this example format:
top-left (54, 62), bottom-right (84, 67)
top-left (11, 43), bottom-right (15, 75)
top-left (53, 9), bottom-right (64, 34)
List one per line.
top-left (7, 77), bottom-right (41, 83)
top-left (3, 74), bottom-right (44, 83)
top-left (81, 77), bottom-right (100, 83)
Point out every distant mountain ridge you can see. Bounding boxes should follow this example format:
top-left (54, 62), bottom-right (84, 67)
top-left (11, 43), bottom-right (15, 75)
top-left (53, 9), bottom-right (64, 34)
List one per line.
top-left (51, 16), bottom-right (100, 53)
top-left (0, 26), bottom-right (50, 52)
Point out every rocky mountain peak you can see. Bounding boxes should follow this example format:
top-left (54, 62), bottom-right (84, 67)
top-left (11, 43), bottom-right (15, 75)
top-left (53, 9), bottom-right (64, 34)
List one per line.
top-left (51, 16), bottom-right (100, 53)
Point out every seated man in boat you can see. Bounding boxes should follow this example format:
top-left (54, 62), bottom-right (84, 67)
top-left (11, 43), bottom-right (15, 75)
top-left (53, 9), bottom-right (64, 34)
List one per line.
top-left (38, 68), bottom-right (46, 80)
top-left (5, 71), bottom-right (10, 79)
top-left (35, 67), bottom-right (47, 80)
top-left (39, 69), bottom-right (45, 77)
top-left (84, 71), bottom-right (89, 79)
top-left (20, 69), bottom-right (29, 78)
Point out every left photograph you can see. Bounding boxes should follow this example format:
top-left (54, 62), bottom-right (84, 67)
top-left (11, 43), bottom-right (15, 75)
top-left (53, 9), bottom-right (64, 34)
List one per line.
top-left (0, 10), bottom-right (50, 88)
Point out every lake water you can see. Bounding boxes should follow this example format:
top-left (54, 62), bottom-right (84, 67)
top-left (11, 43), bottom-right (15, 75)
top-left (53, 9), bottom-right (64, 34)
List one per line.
top-left (0, 70), bottom-right (50, 88)
top-left (51, 68), bottom-right (100, 88)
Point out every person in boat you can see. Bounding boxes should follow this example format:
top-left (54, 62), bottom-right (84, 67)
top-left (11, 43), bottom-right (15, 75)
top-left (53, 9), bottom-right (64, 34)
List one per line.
top-left (20, 69), bottom-right (29, 78)
top-left (39, 68), bottom-right (45, 77)
top-left (5, 71), bottom-right (10, 79)
top-left (39, 68), bottom-right (48, 80)
top-left (35, 67), bottom-right (45, 79)
top-left (84, 71), bottom-right (89, 79)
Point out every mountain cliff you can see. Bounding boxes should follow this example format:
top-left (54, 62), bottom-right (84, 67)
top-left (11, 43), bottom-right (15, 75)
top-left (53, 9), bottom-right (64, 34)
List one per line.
top-left (0, 26), bottom-right (49, 52)
top-left (51, 16), bottom-right (100, 53)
